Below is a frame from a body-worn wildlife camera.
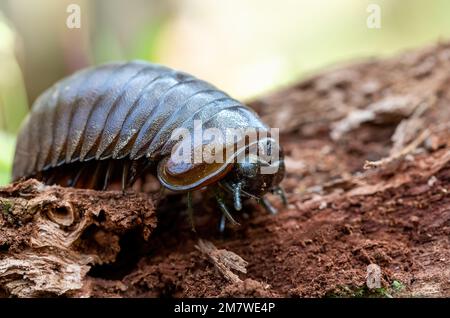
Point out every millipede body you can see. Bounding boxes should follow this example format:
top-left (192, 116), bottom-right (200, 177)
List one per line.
top-left (13, 61), bottom-right (285, 228)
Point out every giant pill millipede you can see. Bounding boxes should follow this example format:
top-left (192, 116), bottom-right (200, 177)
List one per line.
top-left (12, 61), bottom-right (286, 229)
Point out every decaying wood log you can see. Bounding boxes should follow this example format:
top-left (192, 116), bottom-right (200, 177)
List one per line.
top-left (0, 179), bottom-right (156, 297)
top-left (2, 42), bottom-right (450, 297)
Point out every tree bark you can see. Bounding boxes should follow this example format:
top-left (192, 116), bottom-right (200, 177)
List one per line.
top-left (1, 43), bottom-right (450, 297)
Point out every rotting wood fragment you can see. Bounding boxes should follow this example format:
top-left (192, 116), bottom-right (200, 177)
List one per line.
top-left (195, 239), bottom-right (248, 284)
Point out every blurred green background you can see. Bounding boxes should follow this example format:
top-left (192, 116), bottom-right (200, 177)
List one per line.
top-left (1, 0), bottom-right (450, 185)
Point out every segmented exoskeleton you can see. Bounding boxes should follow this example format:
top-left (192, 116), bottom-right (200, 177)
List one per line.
top-left (13, 61), bottom-right (286, 230)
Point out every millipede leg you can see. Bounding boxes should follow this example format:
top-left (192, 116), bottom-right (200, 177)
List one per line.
top-left (102, 160), bottom-right (114, 191)
top-left (69, 166), bottom-right (85, 188)
top-left (260, 197), bottom-right (277, 215)
top-left (121, 161), bottom-right (130, 191)
top-left (126, 160), bottom-right (139, 188)
top-left (274, 186), bottom-right (288, 207)
top-left (232, 182), bottom-right (242, 211)
top-left (216, 194), bottom-right (240, 226)
top-left (219, 213), bottom-right (226, 233)
top-left (88, 162), bottom-right (103, 189)
top-left (66, 171), bottom-right (76, 187)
